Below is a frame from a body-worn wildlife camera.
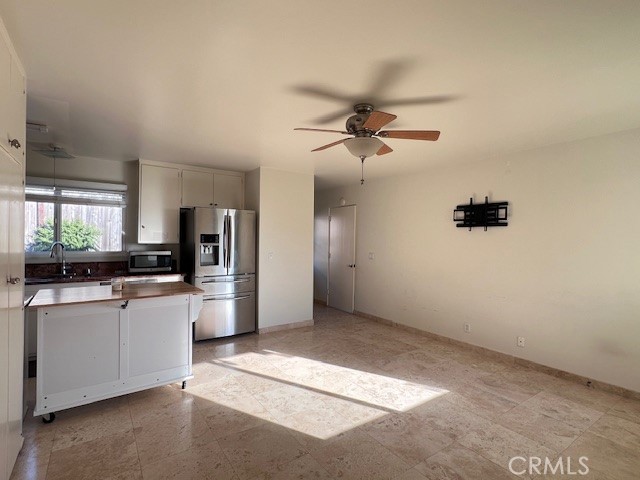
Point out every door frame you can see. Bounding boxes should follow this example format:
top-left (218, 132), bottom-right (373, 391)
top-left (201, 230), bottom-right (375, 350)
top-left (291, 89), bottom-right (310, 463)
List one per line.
top-left (327, 204), bottom-right (356, 312)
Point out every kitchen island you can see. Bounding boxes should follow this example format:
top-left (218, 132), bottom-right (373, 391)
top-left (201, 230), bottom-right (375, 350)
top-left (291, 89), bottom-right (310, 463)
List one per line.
top-left (28, 281), bottom-right (203, 422)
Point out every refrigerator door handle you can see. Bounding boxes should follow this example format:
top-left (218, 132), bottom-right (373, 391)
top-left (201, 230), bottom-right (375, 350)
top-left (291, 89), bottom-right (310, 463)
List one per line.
top-left (200, 278), bottom-right (250, 284)
top-left (203, 294), bottom-right (252, 301)
top-left (222, 214), bottom-right (228, 268)
top-left (231, 294), bottom-right (251, 301)
top-left (227, 214), bottom-right (232, 269)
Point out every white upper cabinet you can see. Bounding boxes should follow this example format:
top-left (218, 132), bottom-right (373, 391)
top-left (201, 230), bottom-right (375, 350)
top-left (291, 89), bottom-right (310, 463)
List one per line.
top-left (181, 169), bottom-right (214, 207)
top-left (214, 173), bottom-right (243, 209)
top-left (138, 163), bottom-right (181, 244)
top-left (180, 168), bottom-right (244, 209)
top-left (0, 35), bottom-right (25, 164)
top-left (139, 160), bottom-right (244, 243)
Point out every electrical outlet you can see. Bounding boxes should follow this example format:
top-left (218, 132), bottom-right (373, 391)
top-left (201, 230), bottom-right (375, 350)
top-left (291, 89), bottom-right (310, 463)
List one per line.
top-left (368, 252), bottom-right (375, 260)
top-left (464, 323), bottom-right (471, 333)
top-left (517, 336), bottom-right (525, 347)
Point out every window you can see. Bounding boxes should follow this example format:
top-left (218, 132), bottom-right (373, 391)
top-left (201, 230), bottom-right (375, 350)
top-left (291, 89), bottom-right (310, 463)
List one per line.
top-left (25, 181), bottom-right (126, 254)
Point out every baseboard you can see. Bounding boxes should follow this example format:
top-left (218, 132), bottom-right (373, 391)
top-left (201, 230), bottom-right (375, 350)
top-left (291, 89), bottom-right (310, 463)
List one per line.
top-left (353, 310), bottom-right (640, 400)
top-left (258, 319), bottom-right (314, 334)
top-left (313, 298), bottom-right (327, 306)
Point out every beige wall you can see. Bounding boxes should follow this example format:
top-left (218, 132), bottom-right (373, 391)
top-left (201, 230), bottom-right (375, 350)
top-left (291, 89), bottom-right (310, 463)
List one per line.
top-left (250, 167), bottom-right (314, 330)
top-left (315, 128), bottom-right (640, 392)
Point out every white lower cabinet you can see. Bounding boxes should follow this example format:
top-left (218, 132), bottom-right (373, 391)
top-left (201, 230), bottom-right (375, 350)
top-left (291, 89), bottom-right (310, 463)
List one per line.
top-left (24, 282), bottom-right (102, 365)
top-left (34, 294), bottom-right (195, 417)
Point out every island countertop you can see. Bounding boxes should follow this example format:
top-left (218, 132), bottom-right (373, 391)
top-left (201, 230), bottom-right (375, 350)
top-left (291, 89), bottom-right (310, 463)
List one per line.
top-left (29, 281), bottom-right (204, 308)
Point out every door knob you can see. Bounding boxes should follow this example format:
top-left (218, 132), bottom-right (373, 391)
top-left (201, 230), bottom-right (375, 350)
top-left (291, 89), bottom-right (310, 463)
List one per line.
top-left (348, 264), bottom-right (356, 268)
top-left (9, 138), bottom-right (21, 149)
top-left (7, 276), bottom-right (21, 285)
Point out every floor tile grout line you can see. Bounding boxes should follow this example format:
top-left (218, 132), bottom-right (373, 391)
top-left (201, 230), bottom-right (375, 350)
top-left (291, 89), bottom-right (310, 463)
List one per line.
top-left (356, 424), bottom-right (432, 473)
top-left (126, 396), bottom-right (145, 478)
top-left (455, 429), bottom-right (551, 476)
top-left (423, 442), bottom-right (517, 479)
top-left (493, 403), bottom-right (594, 452)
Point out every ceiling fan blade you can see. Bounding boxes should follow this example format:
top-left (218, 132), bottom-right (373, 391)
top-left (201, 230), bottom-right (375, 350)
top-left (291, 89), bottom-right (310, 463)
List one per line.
top-left (363, 111), bottom-right (397, 131)
top-left (289, 85), bottom-right (356, 103)
top-left (376, 143), bottom-right (393, 156)
top-left (311, 107), bottom-right (356, 125)
top-left (367, 59), bottom-right (414, 98)
top-left (376, 95), bottom-right (458, 108)
top-left (294, 128), bottom-right (349, 134)
top-left (311, 138), bottom-right (348, 152)
top-left (378, 130), bottom-right (441, 141)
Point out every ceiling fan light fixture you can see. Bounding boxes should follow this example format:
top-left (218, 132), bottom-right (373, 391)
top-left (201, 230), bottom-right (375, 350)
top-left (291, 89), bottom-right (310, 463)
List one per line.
top-left (344, 137), bottom-right (383, 159)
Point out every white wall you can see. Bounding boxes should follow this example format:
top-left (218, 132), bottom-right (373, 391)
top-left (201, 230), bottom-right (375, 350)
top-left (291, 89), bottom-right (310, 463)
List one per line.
top-left (315, 128), bottom-right (640, 392)
top-left (252, 167), bottom-right (314, 330)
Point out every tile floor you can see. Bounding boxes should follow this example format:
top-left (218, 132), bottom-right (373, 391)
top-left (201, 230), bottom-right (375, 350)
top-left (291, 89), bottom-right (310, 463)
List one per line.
top-left (11, 305), bottom-right (640, 479)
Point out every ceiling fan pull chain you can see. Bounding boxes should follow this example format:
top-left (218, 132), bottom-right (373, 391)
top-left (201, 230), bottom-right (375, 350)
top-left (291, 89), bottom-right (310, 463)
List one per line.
top-left (360, 156), bottom-right (365, 185)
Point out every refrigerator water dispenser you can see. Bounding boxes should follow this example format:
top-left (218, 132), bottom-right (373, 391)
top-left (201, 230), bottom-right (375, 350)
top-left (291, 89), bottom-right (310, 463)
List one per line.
top-left (199, 234), bottom-right (219, 266)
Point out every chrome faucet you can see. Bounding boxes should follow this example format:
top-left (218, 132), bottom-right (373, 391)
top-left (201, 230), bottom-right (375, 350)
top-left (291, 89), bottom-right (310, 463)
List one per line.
top-left (49, 241), bottom-right (70, 275)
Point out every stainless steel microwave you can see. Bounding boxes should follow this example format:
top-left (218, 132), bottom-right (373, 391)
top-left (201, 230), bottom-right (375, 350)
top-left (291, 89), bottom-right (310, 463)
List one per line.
top-left (128, 251), bottom-right (172, 273)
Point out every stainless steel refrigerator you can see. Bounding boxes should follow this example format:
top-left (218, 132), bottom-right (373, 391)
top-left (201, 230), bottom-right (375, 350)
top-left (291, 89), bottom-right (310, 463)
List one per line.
top-left (180, 207), bottom-right (256, 340)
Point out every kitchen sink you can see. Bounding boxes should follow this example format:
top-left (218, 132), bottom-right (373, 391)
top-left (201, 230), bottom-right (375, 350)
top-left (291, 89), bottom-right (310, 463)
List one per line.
top-left (25, 274), bottom-right (83, 284)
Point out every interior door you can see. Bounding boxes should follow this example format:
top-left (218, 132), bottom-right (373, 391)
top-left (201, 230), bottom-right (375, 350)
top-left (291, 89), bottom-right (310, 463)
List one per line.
top-left (328, 205), bottom-right (356, 313)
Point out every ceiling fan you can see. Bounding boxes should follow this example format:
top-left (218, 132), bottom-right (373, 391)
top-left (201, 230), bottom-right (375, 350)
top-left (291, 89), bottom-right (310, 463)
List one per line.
top-left (32, 143), bottom-right (75, 159)
top-left (294, 103), bottom-right (440, 184)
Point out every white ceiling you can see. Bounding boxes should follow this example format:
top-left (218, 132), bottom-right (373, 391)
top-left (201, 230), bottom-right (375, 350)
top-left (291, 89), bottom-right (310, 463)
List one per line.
top-left (2, 1), bottom-right (640, 189)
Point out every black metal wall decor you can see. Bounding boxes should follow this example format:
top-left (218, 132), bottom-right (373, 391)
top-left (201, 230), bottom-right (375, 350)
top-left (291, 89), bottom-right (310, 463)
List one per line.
top-left (453, 196), bottom-right (508, 231)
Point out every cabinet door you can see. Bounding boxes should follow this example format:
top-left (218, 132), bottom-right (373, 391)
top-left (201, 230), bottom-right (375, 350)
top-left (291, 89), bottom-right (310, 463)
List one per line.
top-left (0, 148), bottom-right (11, 480)
top-left (0, 147), bottom-right (22, 480)
top-left (6, 151), bottom-right (23, 472)
top-left (39, 303), bottom-right (121, 397)
top-left (127, 296), bottom-right (190, 377)
top-left (181, 169), bottom-right (214, 207)
top-left (213, 173), bottom-right (244, 209)
top-left (7, 56), bottom-right (25, 164)
top-left (139, 164), bottom-right (181, 243)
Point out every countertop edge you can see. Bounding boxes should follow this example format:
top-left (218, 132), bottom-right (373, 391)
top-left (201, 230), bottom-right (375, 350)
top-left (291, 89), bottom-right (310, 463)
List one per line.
top-left (29, 282), bottom-right (204, 309)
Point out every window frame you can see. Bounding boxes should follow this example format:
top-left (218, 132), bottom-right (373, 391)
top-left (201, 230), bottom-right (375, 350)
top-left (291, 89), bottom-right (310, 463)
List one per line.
top-left (25, 176), bottom-right (128, 263)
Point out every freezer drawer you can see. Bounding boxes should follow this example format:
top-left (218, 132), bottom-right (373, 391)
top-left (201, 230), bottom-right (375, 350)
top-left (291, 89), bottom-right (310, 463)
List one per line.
top-left (195, 274), bottom-right (255, 295)
top-left (194, 291), bottom-right (256, 340)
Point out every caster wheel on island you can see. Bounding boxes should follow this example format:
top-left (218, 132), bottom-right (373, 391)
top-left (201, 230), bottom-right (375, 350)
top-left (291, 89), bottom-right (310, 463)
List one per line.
top-left (42, 412), bottom-right (56, 424)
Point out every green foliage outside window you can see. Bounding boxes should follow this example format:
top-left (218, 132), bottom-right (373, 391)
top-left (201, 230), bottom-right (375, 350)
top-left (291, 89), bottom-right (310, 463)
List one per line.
top-left (28, 219), bottom-right (101, 252)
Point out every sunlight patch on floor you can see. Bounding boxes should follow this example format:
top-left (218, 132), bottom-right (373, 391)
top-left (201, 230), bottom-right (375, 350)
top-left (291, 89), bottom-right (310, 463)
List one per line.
top-left (190, 349), bottom-right (448, 439)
